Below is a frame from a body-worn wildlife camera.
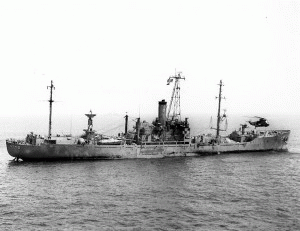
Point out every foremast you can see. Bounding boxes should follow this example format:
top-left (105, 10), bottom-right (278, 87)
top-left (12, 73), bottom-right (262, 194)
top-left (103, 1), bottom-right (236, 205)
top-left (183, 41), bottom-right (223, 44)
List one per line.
top-left (47, 80), bottom-right (55, 140)
top-left (216, 80), bottom-right (223, 138)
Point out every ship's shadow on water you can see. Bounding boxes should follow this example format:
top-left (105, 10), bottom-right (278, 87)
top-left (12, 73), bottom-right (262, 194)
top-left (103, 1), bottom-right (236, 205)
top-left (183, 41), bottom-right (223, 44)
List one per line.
top-left (6, 157), bottom-right (115, 168)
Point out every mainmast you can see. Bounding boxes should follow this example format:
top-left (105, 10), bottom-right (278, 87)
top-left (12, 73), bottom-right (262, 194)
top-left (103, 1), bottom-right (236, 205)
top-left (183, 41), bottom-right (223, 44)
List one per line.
top-left (47, 80), bottom-right (55, 140)
top-left (216, 80), bottom-right (224, 138)
top-left (167, 71), bottom-right (185, 121)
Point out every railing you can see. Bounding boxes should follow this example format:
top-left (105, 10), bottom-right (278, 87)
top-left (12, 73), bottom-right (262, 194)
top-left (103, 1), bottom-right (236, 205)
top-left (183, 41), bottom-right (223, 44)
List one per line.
top-left (141, 141), bottom-right (190, 146)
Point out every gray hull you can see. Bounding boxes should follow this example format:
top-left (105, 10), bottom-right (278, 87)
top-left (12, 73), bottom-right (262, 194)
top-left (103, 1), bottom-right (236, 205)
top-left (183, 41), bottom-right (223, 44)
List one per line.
top-left (6, 130), bottom-right (290, 160)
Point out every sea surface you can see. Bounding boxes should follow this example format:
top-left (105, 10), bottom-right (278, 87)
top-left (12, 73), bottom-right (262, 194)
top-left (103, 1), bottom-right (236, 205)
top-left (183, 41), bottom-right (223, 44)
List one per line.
top-left (0, 114), bottom-right (300, 230)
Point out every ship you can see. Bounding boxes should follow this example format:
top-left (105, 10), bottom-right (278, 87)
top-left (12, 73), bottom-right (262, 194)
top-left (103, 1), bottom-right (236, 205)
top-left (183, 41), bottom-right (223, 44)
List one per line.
top-left (6, 74), bottom-right (290, 161)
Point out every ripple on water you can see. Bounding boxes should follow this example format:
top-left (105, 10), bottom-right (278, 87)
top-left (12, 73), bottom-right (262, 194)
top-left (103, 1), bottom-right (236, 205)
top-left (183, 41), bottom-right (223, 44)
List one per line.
top-left (0, 153), bottom-right (300, 230)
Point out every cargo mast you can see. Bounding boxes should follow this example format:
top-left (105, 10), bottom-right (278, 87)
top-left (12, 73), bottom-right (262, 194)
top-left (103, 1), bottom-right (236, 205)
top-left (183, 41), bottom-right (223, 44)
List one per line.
top-left (167, 71), bottom-right (185, 121)
top-left (47, 80), bottom-right (55, 140)
top-left (216, 80), bottom-right (224, 138)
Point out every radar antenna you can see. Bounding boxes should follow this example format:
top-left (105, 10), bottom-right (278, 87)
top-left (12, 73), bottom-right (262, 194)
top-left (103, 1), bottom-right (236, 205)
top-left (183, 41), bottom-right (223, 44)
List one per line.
top-left (84, 110), bottom-right (96, 132)
top-left (167, 71), bottom-right (185, 121)
top-left (83, 110), bottom-right (97, 142)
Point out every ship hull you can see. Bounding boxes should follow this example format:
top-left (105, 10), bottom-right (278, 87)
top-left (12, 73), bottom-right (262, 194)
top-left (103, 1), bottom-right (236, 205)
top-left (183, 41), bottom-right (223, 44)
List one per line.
top-left (6, 130), bottom-right (290, 160)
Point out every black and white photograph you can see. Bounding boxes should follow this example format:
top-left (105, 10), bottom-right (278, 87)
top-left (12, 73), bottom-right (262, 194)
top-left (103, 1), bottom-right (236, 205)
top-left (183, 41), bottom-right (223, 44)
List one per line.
top-left (0, 0), bottom-right (299, 230)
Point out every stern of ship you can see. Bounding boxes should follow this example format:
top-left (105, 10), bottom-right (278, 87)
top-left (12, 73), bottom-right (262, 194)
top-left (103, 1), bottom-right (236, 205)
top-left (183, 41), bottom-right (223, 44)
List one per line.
top-left (6, 140), bottom-right (22, 158)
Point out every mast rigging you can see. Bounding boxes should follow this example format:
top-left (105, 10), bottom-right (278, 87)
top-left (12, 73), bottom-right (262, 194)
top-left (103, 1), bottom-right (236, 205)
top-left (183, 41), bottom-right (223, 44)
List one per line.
top-left (167, 71), bottom-right (185, 121)
top-left (210, 80), bottom-right (227, 138)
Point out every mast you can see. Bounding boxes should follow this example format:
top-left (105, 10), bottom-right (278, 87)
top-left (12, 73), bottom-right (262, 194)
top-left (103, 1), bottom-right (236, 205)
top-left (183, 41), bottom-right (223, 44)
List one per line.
top-left (47, 80), bottom-right (55, 140)
top-left (84, 110), bottom-right (96, 132)
top-left (167, 71), bottom-right (185, 121)
top-left (84, 110), bottom-right (96, 142)
top-left (136, 117), bottom-right (140, 144)
top-left (124, 113), bottom-right (128, 135)
top-left (216, 80), bottom-right (224, 138)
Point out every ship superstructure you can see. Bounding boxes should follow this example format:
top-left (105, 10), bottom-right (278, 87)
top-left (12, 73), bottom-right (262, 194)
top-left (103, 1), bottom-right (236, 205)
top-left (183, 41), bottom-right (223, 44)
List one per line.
top-left (6, 76), bottom-right (290, 161)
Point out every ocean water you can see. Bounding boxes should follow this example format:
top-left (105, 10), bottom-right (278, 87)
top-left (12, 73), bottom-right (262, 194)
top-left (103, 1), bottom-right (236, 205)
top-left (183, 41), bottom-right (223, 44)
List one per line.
top-left (0, 114), bottom-right (300, 230)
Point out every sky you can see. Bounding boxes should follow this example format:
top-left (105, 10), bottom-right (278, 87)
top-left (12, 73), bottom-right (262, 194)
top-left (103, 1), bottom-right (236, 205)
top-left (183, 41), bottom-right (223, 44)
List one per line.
top-left (0, 0), bottom-right (299, 122)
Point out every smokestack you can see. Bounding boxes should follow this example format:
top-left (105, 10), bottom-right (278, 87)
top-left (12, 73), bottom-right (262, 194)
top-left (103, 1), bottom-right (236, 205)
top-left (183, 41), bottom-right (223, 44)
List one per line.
top-left (158, 99), bottom-right (167, 126)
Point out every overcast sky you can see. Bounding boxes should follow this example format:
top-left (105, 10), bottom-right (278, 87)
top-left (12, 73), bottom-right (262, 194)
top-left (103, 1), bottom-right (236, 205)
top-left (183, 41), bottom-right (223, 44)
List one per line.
top-left (0, 0), bottom-right (299, 119)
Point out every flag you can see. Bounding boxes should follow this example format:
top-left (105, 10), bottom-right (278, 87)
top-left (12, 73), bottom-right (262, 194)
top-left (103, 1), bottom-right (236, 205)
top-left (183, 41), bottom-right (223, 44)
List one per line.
top-left (167, 78), bottom-right (173, 85)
